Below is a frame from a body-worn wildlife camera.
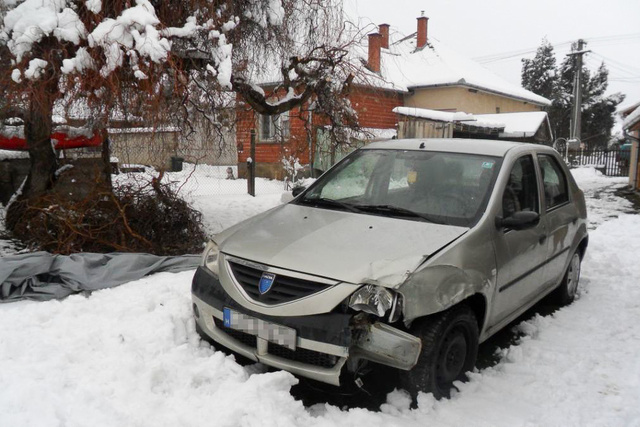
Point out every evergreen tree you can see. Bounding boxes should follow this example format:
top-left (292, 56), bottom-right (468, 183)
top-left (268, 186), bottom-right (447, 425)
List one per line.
top-left (521, 40), bottom-right (625, 148)
top-left (521, 39), bottom-right (557, 100)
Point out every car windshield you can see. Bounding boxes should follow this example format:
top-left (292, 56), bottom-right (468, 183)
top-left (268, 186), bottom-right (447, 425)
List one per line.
top-left (296, 149), bottom-right (502, 227)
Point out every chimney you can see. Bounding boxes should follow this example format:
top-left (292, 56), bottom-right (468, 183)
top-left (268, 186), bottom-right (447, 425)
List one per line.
top-left (368, 32), bottom-right (382, 73)
top-left (379, 24), bottom-right (390, 49)
top-left (417, 16), bottom-right (429, 49)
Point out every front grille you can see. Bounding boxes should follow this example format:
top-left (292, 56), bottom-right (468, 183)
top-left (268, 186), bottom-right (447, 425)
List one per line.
top-left (267, 342), bottom-right (338, 368)
top-left (228, 261), bottom-right (332, 304)
top-left (214, 318), bottom-right (339, 369)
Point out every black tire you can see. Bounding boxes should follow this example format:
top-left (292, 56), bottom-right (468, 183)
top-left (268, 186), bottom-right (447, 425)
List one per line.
top-left (399, 305), bottom-right (479, 401)
top-left (554, 251), bottom-right (582, 306)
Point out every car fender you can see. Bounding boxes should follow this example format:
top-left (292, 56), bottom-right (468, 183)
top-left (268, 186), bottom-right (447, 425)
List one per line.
top-left (398, 264), bottom-right (491, 324)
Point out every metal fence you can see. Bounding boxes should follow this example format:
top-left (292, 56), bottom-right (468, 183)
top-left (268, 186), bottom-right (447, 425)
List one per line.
top-left (559, 146), bottom-right (629, 177)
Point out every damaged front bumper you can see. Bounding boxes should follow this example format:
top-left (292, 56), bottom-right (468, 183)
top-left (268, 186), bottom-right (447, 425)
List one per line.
top-left (192, 267), bottom-right (422, 386)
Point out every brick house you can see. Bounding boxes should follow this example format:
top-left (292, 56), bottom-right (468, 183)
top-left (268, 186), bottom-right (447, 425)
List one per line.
top-left (236, 15), bottom-right (551, 179)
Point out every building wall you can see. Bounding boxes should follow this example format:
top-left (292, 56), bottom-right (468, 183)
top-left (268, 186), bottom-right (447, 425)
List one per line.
top-left (403, 86), bottom-right (543, 114)
top-left (628, 124), bottom-right (640, 190)
top-left (109, 130), bottom-right (180, 169)
top-left (109, 113), bottom-right (236, 170)
top-left (397, 119), bottom-right (453, 139)
top-left (236, 87), bottom-right (403, 179)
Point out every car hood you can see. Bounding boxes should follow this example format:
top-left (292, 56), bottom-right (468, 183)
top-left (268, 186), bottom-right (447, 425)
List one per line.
top-left (218, 204), bottom-right (468, 287)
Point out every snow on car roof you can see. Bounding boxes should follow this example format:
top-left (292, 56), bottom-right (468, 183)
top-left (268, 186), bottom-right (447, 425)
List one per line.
top-left (363, 138), bottom-right (534, 157)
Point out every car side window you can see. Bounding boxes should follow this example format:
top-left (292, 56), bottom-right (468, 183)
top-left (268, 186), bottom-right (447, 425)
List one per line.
top-left (537, 154), bottom-right (569, 210)
top-left (503, 155), bottom-right (539, 218)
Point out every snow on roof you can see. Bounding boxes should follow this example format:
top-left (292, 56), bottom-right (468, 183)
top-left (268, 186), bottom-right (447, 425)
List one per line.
top-left (0, 150), bottom-right (29, 160)
top-left (376, 36), bottom-right (551, 106)
top-left (250, 28), bottom-right (551, 107)
top-left (394, 107), bottom-right (550, 136)
top-left (393, 106), bottom-right (504, 129)
top-left (475, 111), bottom-right (549, 137)
top-left (622, 105), bottom-right (640, 130)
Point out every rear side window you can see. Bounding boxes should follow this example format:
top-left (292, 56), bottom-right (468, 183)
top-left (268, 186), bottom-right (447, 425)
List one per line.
top-left (537, 154), bottom-right (569, 210)
top-left (503, 155), bottom-right (539, 217)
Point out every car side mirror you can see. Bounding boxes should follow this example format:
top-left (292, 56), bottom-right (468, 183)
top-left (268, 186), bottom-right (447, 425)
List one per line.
top-left (495, 211), bottom-right (540, 231)
top-left (292, 186), bottom-right (306, 197)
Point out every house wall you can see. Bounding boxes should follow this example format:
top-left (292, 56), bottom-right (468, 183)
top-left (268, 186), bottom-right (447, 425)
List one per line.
top-left (397, 119), bottom-right (453, 139)
top-left (403, 86), bottom-right (543, 114)
top-left (236, 87), bottom-right (403, 179)
top-left (628, 124), bottom-right (640, 190)
top-left (109, 114), bottom-right (236, 170)
top-left (109, 130), bottom-right (180, 169)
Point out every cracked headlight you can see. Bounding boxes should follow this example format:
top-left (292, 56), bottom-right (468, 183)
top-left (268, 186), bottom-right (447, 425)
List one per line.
top-left (202, 240), bottom-right (220, 276)
top-left (348, 284), bottom-right (395, 317)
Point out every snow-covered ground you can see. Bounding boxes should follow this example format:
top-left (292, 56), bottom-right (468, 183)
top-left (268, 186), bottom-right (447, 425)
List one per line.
top-left (1, 167), bottom-right (639, 427)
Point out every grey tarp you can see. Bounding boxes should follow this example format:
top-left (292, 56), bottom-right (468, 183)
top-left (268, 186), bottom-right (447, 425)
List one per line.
top-left (0, 251), bottom-right (201, 302)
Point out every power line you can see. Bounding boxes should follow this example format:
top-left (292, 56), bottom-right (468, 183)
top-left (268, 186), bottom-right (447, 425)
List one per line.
top-left (472, 32), bottom-right (640, 64)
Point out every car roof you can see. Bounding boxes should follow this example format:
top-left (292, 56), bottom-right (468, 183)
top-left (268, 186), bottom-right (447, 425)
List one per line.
top-left (363, 138), bottom-right (549, 157)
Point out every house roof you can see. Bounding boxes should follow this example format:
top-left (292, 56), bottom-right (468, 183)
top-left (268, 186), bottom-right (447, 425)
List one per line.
top-left (370, 35), bottom-right (551, 106)
top-left (252, 27), bottom-right (551, 108)
top-left (393, 107), bottom-right (501, 128)
top-left (394, 107), bottom-right (551, 138)
top-left (622, 105), bottom-right (640, 130)
top-left (475, 111), bottom-right (550, 138)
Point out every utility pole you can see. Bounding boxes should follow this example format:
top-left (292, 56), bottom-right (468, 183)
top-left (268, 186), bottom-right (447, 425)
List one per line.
top-left (567, 39), bottom-right (590, 143)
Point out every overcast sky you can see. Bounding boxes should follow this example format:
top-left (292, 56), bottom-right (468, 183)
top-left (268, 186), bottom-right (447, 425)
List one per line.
top-left (345, 0), bottom-right (640, 119)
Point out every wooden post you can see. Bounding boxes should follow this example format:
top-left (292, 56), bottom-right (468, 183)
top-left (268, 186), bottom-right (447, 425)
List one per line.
top-left (248, 129), bottom-right (256, 196)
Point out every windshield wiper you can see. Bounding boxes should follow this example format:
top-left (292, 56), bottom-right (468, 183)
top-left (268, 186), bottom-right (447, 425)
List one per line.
top-left (355, 204), bottom-right (443, 224)
top-left (301, 197), bottom-right (363, 213)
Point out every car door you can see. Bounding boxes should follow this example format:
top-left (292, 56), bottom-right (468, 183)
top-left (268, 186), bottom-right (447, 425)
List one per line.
top-left (537, 153), bottom-right (580, 288)
top-left (491, 154), bottom-right (548, 324)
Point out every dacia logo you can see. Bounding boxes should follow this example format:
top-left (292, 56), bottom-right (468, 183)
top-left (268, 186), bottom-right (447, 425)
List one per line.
top-left (259, 272), bottom-right (276, 294)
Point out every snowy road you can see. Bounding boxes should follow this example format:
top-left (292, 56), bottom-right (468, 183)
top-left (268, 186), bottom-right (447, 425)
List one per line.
top-left (1, 169), bottom-right (639, 427)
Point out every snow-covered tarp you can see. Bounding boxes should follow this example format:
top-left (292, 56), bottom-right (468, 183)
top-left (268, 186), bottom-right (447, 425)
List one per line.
top-left (0, 252), bottom-right (200, 302)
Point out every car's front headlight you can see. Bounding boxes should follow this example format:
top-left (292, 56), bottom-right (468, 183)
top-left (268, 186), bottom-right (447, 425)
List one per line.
top-left (202, 240), bottom-right (220, 276)
top-left (349, 284), bottom-right (400, 318)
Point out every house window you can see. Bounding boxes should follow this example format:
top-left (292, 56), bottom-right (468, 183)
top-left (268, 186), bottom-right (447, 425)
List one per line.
top-left (259, 111), bottom-right (290, 141)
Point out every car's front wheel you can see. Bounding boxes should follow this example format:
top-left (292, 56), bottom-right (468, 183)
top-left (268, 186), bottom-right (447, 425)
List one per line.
top-left (399, 305), bottom-right (479, 401)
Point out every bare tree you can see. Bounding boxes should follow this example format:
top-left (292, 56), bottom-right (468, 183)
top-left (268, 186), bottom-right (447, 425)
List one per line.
top-left (0, 0), bottom-right (358, 200)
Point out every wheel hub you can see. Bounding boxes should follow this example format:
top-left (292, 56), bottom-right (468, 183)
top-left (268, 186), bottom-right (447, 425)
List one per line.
top-left (438, 330), bottom-right (467, 384)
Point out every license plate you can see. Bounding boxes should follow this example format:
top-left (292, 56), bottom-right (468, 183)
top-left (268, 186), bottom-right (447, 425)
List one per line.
top-left (222, 307), bottom-right (297, 350)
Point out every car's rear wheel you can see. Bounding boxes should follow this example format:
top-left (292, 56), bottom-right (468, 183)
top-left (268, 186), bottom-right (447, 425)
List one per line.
top-left (399, 305), bottom-right (479, 402)
top-left (554, 251), bottom-right (581, 305)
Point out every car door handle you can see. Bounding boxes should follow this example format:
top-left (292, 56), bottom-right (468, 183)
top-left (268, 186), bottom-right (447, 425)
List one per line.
top-left (539, 234), bottom-right (547, 244)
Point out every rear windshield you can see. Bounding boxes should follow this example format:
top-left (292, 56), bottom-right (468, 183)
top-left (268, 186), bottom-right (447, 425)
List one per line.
top-left (296, 149), bottom-right (502, 227)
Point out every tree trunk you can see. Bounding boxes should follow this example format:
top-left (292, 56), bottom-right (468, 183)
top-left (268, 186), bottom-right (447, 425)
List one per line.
top-left (23, 80), bottom-right (57, 197)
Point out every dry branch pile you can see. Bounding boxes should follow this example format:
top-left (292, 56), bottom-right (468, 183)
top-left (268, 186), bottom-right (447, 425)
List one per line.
top-left (6, 173), bottom-right (205, 256)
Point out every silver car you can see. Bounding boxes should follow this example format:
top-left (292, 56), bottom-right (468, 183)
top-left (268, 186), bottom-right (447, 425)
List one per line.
top-left (192, 138), bottom-right (588, 399)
